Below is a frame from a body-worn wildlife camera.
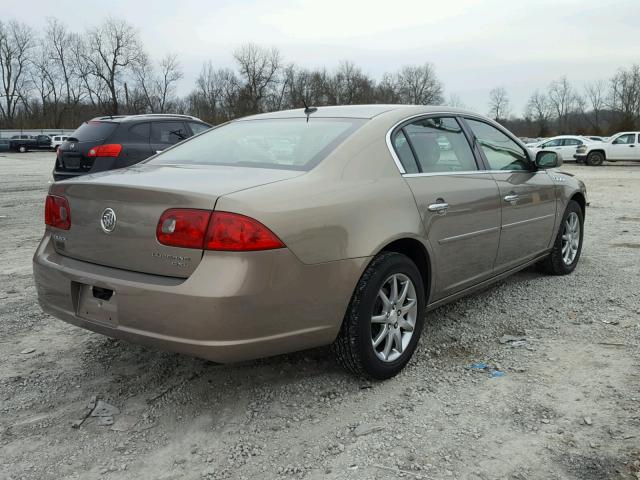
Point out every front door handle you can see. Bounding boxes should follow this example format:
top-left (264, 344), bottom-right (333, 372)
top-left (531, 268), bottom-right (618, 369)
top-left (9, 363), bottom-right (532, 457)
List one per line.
top-left (504, 194), bottom-right (519, 203)
top-left (428, 202), bottom-right (449, 213)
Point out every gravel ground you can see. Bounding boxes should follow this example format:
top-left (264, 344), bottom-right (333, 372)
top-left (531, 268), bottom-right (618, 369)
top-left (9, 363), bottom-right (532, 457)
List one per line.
top-left (1, 151), bottom-right (639, 480)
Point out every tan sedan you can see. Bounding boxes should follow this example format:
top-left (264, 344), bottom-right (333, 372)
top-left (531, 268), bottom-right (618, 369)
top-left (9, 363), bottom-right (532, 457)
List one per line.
top-left (33, 105), bottom-right (586, 379)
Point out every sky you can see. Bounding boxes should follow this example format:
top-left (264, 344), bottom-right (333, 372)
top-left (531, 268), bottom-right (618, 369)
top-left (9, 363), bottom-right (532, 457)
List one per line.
top-left (5, 0), bottom-right (640, 114)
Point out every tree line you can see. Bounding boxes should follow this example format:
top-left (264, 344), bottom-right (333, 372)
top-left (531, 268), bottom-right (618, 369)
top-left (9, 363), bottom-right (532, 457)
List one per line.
top-left (1, 17), bottom-right (639, 137)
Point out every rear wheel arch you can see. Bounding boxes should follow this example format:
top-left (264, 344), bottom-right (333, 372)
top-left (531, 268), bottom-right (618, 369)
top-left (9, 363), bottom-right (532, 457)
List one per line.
top-left (379, 237), bottom-right (432, 301)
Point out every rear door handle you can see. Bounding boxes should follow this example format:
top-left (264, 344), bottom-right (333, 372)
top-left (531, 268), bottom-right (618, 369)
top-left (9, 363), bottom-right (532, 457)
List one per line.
top-left (428, 202), bottom-right (449, 213)
top-left (504, 194), bottom-right (519, 203)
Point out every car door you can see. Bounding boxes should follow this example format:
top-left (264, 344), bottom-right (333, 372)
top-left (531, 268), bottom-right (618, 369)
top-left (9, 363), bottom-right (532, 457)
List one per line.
top-left (391, 116), bottom-right (501, 300)
top-left (464, 118), bottom-right (557, 272)
top-left (150, 121), bottom-right (189, 154)
top-left (609, 133), bottom-right (636, 160)
top-left (561, 138), bottom-right (583, 161)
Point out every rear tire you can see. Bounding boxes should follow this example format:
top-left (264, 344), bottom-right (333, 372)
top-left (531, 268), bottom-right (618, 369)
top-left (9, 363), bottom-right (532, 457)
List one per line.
top-left (18, 145), bottom-right (27, 153)
top-left (332, 252), bottom-right (425, 379)
top-left (586, 151), bottom-right (604, 166)
top-left (537, 200), bottom-right (584, 275)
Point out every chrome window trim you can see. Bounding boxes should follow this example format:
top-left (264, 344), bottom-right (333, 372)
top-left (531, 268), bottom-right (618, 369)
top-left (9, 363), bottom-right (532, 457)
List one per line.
top-left (385, 111), bottom-right (528, 176)
top-left (403, 169), bottom-right (535, 178)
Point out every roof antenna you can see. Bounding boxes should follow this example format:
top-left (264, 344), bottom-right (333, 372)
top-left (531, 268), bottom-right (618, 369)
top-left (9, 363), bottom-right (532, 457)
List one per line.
top-left (302, 98), bottom-right (317, 123)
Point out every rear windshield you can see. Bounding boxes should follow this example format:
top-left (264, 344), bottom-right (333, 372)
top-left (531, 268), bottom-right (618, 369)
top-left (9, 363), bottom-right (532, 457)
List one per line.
top-left (70, 121), bottom-right (118, 142)
top-left (147, 118), bottom-right (365, 171)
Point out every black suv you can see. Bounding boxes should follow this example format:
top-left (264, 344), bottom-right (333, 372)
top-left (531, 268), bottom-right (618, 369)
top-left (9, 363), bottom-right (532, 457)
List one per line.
top-left (53, 114), bottom-right (211, 181)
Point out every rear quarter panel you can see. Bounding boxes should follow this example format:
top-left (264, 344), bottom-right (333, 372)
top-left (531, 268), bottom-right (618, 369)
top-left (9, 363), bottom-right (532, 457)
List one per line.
top-left (215, 115), bottom-right (428, 266)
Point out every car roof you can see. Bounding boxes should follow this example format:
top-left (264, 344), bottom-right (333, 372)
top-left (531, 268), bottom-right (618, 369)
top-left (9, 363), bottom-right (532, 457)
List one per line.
top-left (239, 104), bottom-right (480, 120)
top-left (544, 135), bottom-right (583, 139)
top-left (89, 113), bottom-right (206, 123)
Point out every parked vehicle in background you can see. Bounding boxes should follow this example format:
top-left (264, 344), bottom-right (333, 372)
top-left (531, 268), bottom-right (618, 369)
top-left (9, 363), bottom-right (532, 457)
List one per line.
top-left (575, 132), bottom-right (640, 165)
top-left (10, 134), bottom-right (52, 152)
top-left (53, 114), bottom-right (211, 181)
top-left (528, 135), bottom-right (591, 162)
top-left (586, 136), bottom-right (604, 142)
top-left (34, 105), bottom-right (587, 379)
top-left (0, 139), bottom-right (10, 152)
top-left (51, 135), bottom-right (69, 150)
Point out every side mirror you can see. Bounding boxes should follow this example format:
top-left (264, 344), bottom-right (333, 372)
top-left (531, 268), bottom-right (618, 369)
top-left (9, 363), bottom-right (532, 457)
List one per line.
top-left (535, 150), bottom-right (561, 169)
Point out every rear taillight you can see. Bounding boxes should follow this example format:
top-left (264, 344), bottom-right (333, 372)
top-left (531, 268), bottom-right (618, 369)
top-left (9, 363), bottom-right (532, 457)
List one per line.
top-left (156, 210), bottom-right (284, 251)
top-left (156, 209), bottom-right (211, 249)
top-left (205, 212), bottom-right (285, 251)
top-left (87, 144), bottom-right (122, 158)
top-left (45, 195), bottom-right (71, 230)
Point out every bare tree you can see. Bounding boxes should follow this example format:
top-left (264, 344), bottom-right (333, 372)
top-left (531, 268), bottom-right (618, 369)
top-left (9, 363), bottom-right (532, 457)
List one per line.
top-left (584, 80), bottom-right (607, 133)
top-left (84, 17), bottom-right (145, 114)
top-left (30, 45), bottom-right (61, 125)
top-left (375, 72), bottom-right (400, 104)
top-left (488, 86), bottom-right (510, 121)
top-left (394, 63), bottom-right (443, 105)
top-left (45, 18), bottom-right (83, 107)
top-left (609, 64), bottom-right (640, 130)
top-left (446, 93), bottom-right (466, 109)
top-left (526, 90), bottom-right (553, 136)
top-left (233, 43), bottom-right (281, 114)
top-left (325, 61), bottom-right (375, 105)
top-left (190, 61), bottom-right (238, 123)
top-left (132, 52), bottom-right (155, 112)
top-left (547, 76), bottom-right (579, 132)
top-left (156, 54), bottom-right (183, 113)
top-left (0, 20), bottom-right (35, 126)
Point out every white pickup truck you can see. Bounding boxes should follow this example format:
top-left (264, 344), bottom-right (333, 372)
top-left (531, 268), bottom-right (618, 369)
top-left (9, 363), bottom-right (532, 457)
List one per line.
top-left (575, 131), bottom-right (640, 165)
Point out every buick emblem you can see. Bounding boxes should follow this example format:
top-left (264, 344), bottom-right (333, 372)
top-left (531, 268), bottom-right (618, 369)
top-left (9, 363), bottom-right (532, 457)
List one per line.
top-left (69, 143), bottom-right (75, 149)
top-left (100, 208), bottom-right (117, 233)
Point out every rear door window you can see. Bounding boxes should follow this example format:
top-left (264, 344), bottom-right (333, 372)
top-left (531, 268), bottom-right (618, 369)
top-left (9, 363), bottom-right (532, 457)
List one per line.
top-left (151, 122), bottom-right (189, 145)
top-left (400, 117), bottom-right (478, 173)
top-left (70, 121), bottom-right (118, 142)
top-left (562, 138), bottom-right (582, 146)
top-left (392, 130), bottom-right (419, 174)
top-left (128, 123), bottom-right (150, 143)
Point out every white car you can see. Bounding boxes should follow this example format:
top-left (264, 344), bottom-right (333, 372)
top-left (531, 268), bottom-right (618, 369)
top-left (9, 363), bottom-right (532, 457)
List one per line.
top-left (576, 132), bottom-right (640, 166)
top-left (51, 135), bottom-right (69, 150)
top-left (528, 135), bottom-right (592, 162)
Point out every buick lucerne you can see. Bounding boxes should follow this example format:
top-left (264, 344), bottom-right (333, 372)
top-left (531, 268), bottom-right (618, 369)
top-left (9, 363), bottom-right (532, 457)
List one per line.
top-left (33, 105), bottom-right (586, 379)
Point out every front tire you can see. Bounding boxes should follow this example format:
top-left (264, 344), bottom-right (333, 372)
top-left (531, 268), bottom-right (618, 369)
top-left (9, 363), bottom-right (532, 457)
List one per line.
top-left (332, 252), bottom-right (425, 379)
top-left (586, 151), bottom-right (604, 166)
top-left (18, 145), bottom-right (27, 153)
top-left (538, 200), bottom-right (584, 275)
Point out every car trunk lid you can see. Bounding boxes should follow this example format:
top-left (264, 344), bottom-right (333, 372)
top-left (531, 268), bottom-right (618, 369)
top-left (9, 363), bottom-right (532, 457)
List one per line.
top-left (49, 164), bottom-right (302, 278)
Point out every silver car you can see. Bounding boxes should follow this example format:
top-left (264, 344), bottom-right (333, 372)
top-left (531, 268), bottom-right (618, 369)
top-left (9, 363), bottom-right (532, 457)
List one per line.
top-left (33, 105), bottom-right (586, 379)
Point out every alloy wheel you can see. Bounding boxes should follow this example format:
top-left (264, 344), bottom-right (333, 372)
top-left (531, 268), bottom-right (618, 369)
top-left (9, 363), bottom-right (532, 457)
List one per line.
top-left (561, 211), bottom-right (580, 265)
top-left (370, 273), bottom-right (418, 362)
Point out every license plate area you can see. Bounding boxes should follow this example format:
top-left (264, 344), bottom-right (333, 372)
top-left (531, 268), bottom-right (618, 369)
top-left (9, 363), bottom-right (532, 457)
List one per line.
top-left (75, 283), bottom-right (118, 326)
top-left (62, 155), bottom-right (81, 169)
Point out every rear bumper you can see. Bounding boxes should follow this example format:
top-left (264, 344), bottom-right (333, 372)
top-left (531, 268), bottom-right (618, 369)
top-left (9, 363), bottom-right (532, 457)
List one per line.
top-left (54, 157), bottom-right (123, 180)
top-left (33, 234), bottom-right (367, 363)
